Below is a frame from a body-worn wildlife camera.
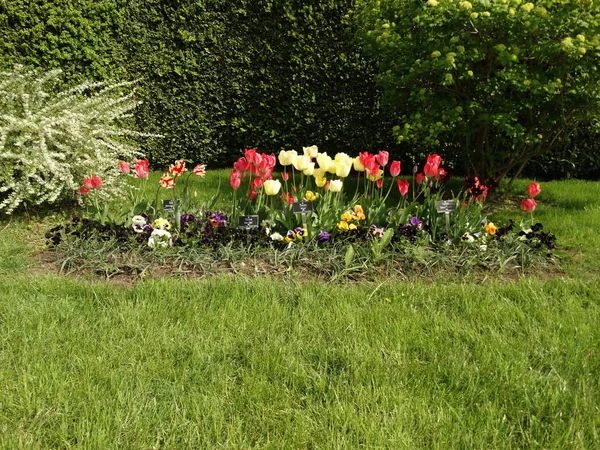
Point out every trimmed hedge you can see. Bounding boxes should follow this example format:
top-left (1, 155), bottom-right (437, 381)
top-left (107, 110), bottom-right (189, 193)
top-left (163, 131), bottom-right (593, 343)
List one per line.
top-left (1, 0), bottom-right (394, 166)
top-left (0, 0), bottom-right (127, 82)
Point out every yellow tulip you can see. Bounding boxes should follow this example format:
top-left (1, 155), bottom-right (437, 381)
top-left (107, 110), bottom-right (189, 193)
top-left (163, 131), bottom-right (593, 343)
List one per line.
top-left (303, 163), bottom-right (315, 176)
top-left (304, 191), bottom-right (319, 201)
top-left (353, 157), bottom-right (365, 172)
top-left (366, 169), bottom-right (384, 181)
top-left (315, 176), bottom-right (328, 187)
top-left (335, 162), bottom-right (352, 178)
top-left (263, 179), bottom-right (282, 196)
top-left (278, 150), bottom-right (297, 166)
top-left (293, 155), bottom-right (311, 171)
top-left (303, 145), bottom-right (319, 159)
top-left (317, 153), bottom-right (333, 170)
top-left (329, 179), bottom-right (343, 192)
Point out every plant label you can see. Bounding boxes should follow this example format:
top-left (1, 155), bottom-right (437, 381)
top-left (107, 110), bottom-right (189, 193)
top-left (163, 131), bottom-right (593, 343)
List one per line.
top-left (238, 215), bottom-right (259, 229)
top-left (436, 200), bottom-right (456, 213)
top-left (292, 201), bottom-right (313, 214)
top-left (163, 199), bottom-right (180, 212)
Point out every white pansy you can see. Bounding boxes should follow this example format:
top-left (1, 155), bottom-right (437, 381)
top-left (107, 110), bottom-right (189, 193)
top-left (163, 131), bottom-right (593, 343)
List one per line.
top-left (148, 229), bottom-right (172, 248)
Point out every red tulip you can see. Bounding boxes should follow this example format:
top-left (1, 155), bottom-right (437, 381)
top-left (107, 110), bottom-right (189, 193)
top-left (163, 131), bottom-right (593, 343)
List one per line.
top-left (234, 157), bottom-right (249, 173)
top-left (119, 161), bottom-right (130, 174)
top-left (230, 170), bottom-right (241, 190)
top-left (528, 182), bottom-right (541, 198)
top-left (281, 172), bottom-right (289, 181)
top-left (396, 179), bottom-right (409, 197)
top-left (390, 160), bottom-right (401, 177)
top-left (438, 168), bottom-right (450, 184)
top-left (522, 198), bottom-right (537, 212)
top-left (376, 150), bottom-right (389, 167)
top-left (78, 187), bottom-right (89, 195)
top-left (427, 154), bottom-right (442, 167)
top-left (134, 160), bottom-right (149, 179)
top-left (90, 175), bottom-right (102, 189)
top-left (280, 191), bottom-right (294, 204)
top-left (251, 178), bottom-right (264, 190)
top-left (249, 189), bottom-right (258, 201)
top-left (423, 162), bottom-right (439, 178)
top-left (264, 153), bottom-right (277, 168)
top-left (416, 173), bottom-right (425, 184)
top-left (376, 178), bottom-right (383, 188)
top-left (83, 177), bottom-right (93, 189)
top-left (244, 148), bottom-right (261, 166)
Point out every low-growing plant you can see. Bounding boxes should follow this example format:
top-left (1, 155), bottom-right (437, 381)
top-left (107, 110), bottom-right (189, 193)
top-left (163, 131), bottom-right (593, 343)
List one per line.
top-left (0, 66), bottom-right (152, 214)
top-left (46, 147), bottom-right (557, 278)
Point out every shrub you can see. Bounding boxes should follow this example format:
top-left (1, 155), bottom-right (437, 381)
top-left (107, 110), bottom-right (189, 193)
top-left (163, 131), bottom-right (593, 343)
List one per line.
top-left (355, 0), bottom-right (600, 186)
top-left (0, 66), bottom-right (145, 214)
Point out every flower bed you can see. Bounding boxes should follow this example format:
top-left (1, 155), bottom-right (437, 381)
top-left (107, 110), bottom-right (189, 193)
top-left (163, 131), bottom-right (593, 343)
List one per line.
top-left (46, 147), bottom-right (557, 278)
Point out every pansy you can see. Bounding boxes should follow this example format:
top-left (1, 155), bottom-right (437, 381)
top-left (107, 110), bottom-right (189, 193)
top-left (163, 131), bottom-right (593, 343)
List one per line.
top-left (353, 205), bottom-right (366, 221)
top-left (132, 215), bottom-right (148, 233)
top-left (370, 224), bottom-right (384, 238)
top-left (484, 222), bottom-right (498, 235)
top-left (462, 232), bottom-right (475, 242)
top-left (337, 221), bottom-right (349, 231)
top-left (410, 216), bottom-right (423, 230)
top-left (317, 230), bottom-right (331, 244)
top-left (152, 218), bottom-right (171, 230)
top-left (148, 229), bottom-right (172, 248)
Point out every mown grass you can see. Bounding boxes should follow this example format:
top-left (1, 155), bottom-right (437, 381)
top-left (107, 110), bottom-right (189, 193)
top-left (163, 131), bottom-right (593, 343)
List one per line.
top-left (1, 276), bottom-right (599, 449)
top-left (0, 176), bottom-right (599, 448)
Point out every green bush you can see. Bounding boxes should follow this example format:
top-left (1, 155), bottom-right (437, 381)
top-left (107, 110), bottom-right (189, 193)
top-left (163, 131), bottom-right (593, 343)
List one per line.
top-left (0, 0), bottom-right (127, 83)
top-left (0, 67), bottom-right (145, 213)
top-left (124, 0), bottom-right (392, 166)
top-left (355, 0), bottom-right (600, 186)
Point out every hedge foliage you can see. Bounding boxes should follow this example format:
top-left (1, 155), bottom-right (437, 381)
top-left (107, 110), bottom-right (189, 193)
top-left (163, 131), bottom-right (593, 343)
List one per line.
top-left (1, 0), bottom-right (393, 166)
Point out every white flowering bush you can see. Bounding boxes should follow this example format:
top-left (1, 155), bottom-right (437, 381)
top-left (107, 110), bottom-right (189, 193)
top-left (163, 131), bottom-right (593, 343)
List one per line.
top-left (0, 66), bottom-right (147, 214)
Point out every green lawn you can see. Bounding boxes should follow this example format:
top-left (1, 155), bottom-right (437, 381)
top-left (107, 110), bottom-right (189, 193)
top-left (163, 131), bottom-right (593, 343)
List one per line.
top-left (0, 176), bottom-right (599, 449)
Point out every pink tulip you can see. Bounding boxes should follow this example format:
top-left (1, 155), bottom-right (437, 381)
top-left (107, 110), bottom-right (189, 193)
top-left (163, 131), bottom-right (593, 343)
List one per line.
top-left (416, 173), bottom-right (425, 184)
top-left (522, 198), bottom-right (537, 212)
top-left (397, 179), bottom-right (409, 197)
top-left (90, 175), bottom-right (102, 189)
top-left (376, 150), bottom-right (389, 167)
top-left (119, 161), bottom-right (130, 174)
top-left (423, 162), bottom-right (439, 178)
top-left (83, 178), bottom-right (93, 189)
top-left (528, 182), bottom-right (541, 198)
top-left (390, 160), bottom-right (401, 177)
top-left (134, 160), bottom-right (149, 179)
top-left (230, 170), bottom-right (241, 190)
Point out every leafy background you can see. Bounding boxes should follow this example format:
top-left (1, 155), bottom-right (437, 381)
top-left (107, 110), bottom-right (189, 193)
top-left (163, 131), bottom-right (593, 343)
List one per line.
top-left (0, 0), bottom-right (597, 178)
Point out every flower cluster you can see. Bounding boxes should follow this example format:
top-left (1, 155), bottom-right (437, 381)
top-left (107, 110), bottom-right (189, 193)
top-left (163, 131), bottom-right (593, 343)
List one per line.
top-left (338, 205), bottom-right (366, 231)
top-left (522, 182), bottom-right (540, 213)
